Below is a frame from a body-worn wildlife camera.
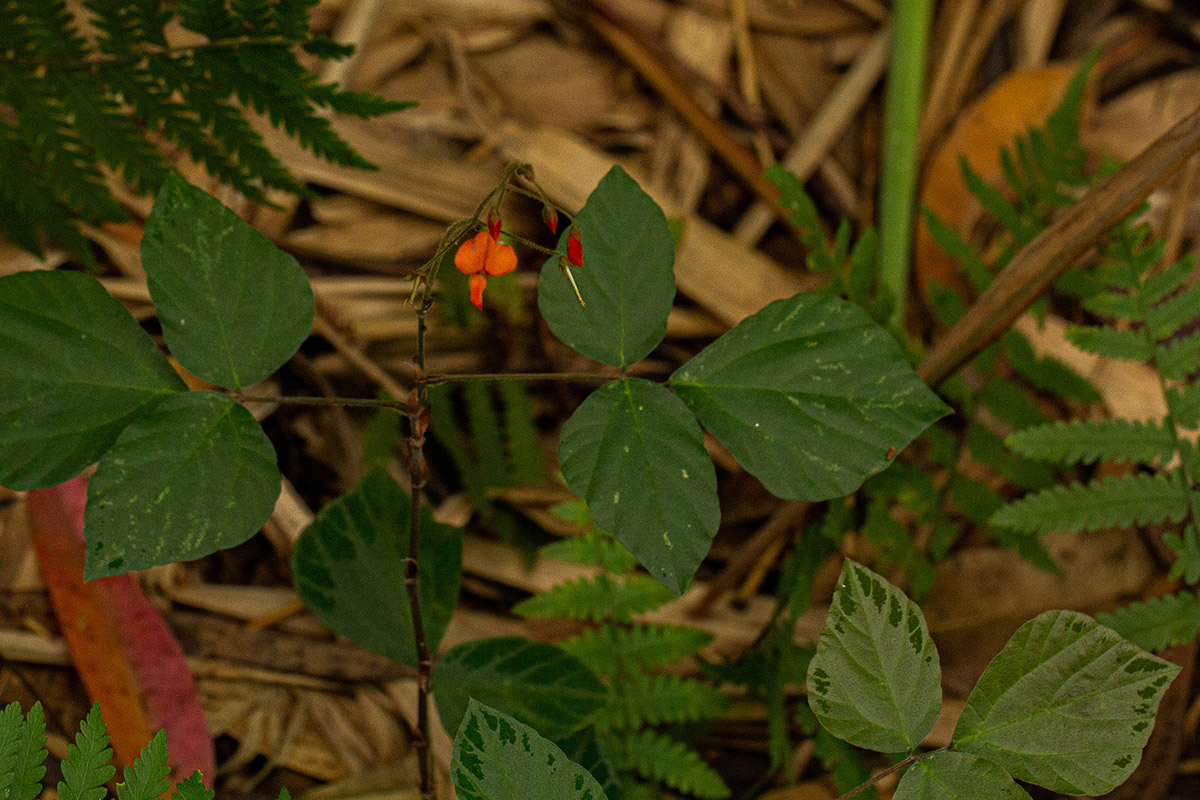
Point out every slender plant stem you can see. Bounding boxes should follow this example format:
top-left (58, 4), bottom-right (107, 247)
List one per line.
top-left (406, 288), bottom-right (436, 800)
top-left (876, 0), bottom-right (933, 333)
top-left (836, 747), bottom-right (946, 800)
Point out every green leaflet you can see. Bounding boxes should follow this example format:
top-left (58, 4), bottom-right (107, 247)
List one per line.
top-left (595, 673), bottom-right (728, 729)
top-left (512, 575), bottom-right (674, 623)
top-left (989, 472), bottom-right (1191, 535)
top-left (1097, 591), bottom-right (1200, 652)
top-left (1006, 419), bottom-right (1176, 465)
top-left (84, 391), bottom-right (280, 579)
top-left (142, 173), bottom-right (315, 389)
top-left (433, 637), bottom-right (607, 740)
top-left (0, 270), bottom-right (185, 490)
top-left (611, 730), bottom-right (729, 800)
top-left (0, 701), bottom-right (45, 800)
top-left (671, 292), bottom-right (949, 501)
top-left (806, 560), bottom-right (941, 752)
top-left (559, 378), bottom-right (719, 593)
top-left (540, 532), bottom-right (640, 574)
top-left (292, 468), bottom-right (462, 667)
top-left (952, 610), bottom-right (1179, 795)
top-left (59, 705), bottom-right (115, 800)
top-left (1065, 325), bottom-right (1154, 361)
top-left (894, 751), bottom-right (1031, 800)
top-left (115, 731), bottom-right (169, 800)
top-left (450, 701), bottom-right (610, 800)
top-left (538, 166), bottom-right (675, 369)
top-left (561, 624), bottom-right (714, 677)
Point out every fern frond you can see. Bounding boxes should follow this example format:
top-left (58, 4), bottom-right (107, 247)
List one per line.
top-left (0, 701), bottom-right (47, 800)
top-left (990, 472), bottom-right (1190, 534)
top-left (1006, 419), bottom-right (1176, 465)
top-left (1001, 331), bottom-right (1101, 403)
top-left (1146, 267), bottom-right (1200, 339)
top-left (541, 533), bottom-right (640, 573)
top-left (1157, 329), bottom-right (1200, 381)
top-left (12, 0), bottom-right (88, 58)
top-left (602, 674), bottom-right (729, 729)
top-left (1097, 591), bottom-right (1200, 651)
top-left (170, 772), bottom-right (214, 800)
top-left (1080, 290), bottom-right (1141, 320)
top-left (1145, 253), bottom-right (1198, 304)
top-left (562, 624), bottom-right (714, 676)
top-left (1168, 382), bottom-right (1200, 428)
top-left (613, 730), bottom-right (730, 799)
top-left (513, 575), bottom-right (674, 622)
top-left (960, 157), bottom-right (1029, 241)
top-left (85, 0), bottom-right (170, 52)
top-left (59, 704), bottom-right (115, 800)
top-left (115, 731), bottom-right (169, 800)
top-left (1065, 325), bottom-right (1154, 361)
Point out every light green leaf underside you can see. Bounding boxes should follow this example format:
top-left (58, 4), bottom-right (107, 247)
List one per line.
top-left (952, 610), bottom-right (1179, 795)
top-left (671, 292), bottom-right (949, 501)
top-left (433, 637), bottom-right (606, 740)
top-left (1006, 419), bottom-right (1176, 465)
top-left (989, 473), bottom-right (1190, 535)
top-left (559, 378), bottom-right (719, 594)
top-left (142, 172), bottom-right (315, 389)
top-left (1097, 591), bottom-right (1200, 652)
top-left (84, 391), bottom-right (280, 579)
top-left (292, 468), bottom-right (461, 667)
top-left (450, 701), bottom-right (609, 800)
top-left (806, 560), bottom-right (941, 752)
top-left (894, 751), bottom-right (1031, 800)
top-left (0, 270), bottom-right (185, 490)
top-left (537, 165), bottom-right (675, 369)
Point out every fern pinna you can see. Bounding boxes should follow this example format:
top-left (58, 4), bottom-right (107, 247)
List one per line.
top-left (0, 0), bottom-right (408, 262)
top-left (514, 506), bottom-right (730, 800)
top-left (0, 702), bottom-right (288, 800)
top-left (990, 206), bottom-right (1200, 649)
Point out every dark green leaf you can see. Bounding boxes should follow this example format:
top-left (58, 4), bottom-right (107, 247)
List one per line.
top-left (450, 700), bottom-right (610, 800)
top-left (292, 468), bottom-right (461, 666)
top-left (434, 637), bottom-right (606, 739)
top-left (894, 751), bottom-right (1031, 800)
top-left (554, 727), bottom-right (623, 800)
top-left (806, 560), bottom-right (941, 752)
top-left (538, 166), bottom-right (675, 368)
top-left (671, 293), bottom-right (949, 501)
top-left (559, 378), bottom-right (719, 593)
top-left (0, 270), bottom-right (184, 490)
top-left (84, 391), bottom-right (279, 579)
top-left (142, 173), bottom-right (314, 388)
top-left (953, 610), bottom-right (1180, 794)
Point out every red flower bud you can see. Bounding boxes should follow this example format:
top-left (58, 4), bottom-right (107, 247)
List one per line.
top-left (486, 205), bottom-right (502, 242)
top-left (567, 225), bottom-right (583, 269)
top-left (542, 205), bottom-right (559, 234)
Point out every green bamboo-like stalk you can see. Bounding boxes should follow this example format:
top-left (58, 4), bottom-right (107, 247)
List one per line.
top-left (877, 0), bottom-right (933, 333)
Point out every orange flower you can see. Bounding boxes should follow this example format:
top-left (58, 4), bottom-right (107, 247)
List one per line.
top-left (455, 230), bottom-right (517, 309)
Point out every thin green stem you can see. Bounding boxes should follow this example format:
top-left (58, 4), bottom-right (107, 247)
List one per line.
top-left (232, 394), bottom-right (407, 410)
top-left (876, 0), bottom-right (933, 333)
